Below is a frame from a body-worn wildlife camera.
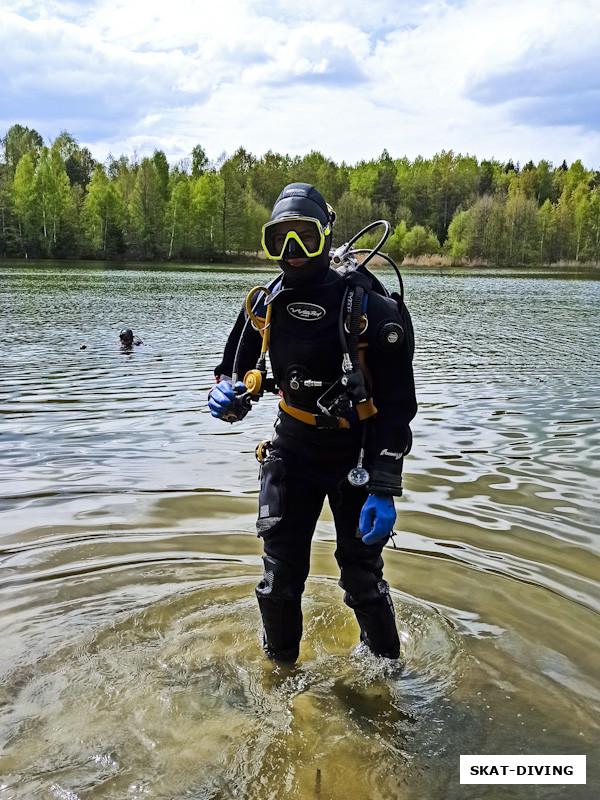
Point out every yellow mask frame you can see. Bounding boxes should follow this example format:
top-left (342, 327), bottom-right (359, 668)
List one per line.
top-left (261, 217), bottom-right (331, 261)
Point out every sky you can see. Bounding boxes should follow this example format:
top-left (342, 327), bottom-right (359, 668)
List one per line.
top-left (1, 0), bottom-right (600, 169)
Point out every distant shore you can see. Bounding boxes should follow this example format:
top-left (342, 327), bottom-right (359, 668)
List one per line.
top-left (2, 254), bottom-right (599, 271)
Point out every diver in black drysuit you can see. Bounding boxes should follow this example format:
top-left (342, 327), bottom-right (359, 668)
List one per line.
top-left (210, 183), bottom-right (417, 662)
top-left (119, 328), bottom-right (144, 350)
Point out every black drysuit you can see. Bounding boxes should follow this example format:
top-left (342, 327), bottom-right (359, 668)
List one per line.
top-left (214, 267), bottom-right (417, 661)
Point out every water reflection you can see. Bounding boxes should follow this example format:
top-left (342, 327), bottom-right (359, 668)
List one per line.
top-left (0, 262), bottom-right (599, 798)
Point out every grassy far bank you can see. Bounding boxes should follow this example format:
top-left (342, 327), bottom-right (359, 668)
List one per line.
top-left (399, 255), bottom-right (600, 269)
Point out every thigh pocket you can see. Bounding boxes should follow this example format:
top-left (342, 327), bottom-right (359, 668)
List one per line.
top-left (257, 457), bottom-right (286, 538)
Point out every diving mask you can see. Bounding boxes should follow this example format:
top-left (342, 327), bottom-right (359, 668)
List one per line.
top-left (262, 217), bottom-right (331, 261)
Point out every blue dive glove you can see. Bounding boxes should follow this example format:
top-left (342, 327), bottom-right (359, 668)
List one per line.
top-left (208, 380), bottom-right (247, 421)
top-left (359, 493), bottom-right (396, 545)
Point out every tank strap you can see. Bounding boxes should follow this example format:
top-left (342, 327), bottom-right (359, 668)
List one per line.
top-left (356, 398), bottom-right (377, 420)
top-left (357, 341), bottom-right (373, 394)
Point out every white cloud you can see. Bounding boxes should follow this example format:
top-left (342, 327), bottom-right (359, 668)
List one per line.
top-left (242, 24), bottom-right (370, 87)
top-left (465, 2), bottom-right (600, 133)
top-left (83, 0), bottom-right (280, 52)
top-left (2, 0), bottom-right (600, 168)
top-left (0, 9), bottom-right (212, 139)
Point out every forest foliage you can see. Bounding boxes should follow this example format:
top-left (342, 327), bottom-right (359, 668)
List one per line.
top-left (1, 124), bottom-right (599, 265)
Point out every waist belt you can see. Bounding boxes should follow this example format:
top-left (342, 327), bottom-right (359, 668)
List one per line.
top-left (279, 399), bottom-right (377, 429)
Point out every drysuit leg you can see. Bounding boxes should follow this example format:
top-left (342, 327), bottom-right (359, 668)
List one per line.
top-left (255, 452), bottom-right (326, 662)
top-left (330, 479), bottom-right (400, 658)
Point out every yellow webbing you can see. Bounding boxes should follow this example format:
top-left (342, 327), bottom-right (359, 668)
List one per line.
top-left (279, 400), bottom-right (352, 428)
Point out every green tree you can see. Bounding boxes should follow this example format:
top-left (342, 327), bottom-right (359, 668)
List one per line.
top-left (294, 150), bottom-right (348, 206)
top-left (372, 149), bottom-right (398, 215)
top-left (109, 156), bottom-right (137, 225)
top-left (446, 194), bottom-right (507, 266)
top-left (564, 159), bottom-right (593, 198)
top-left (65, 146), bottom-right (96, 190)
top-left (51, 130), bottom-right (97, 201)
top-left (552, 189), bottom-right (576, 261)
top-left (52, 130), bottom-right (79, 163)
top-left (0, 162), bottom-right (14, 256)
top-left (428, 150), bottom-right (480, 241)
top-left (250, 150), bottom-right (293, 209)
top-left (152, 150), bottom-right (170, 202)
top-left (2, 124), bottom-right (43, 175)
top-left (534, 160), bottom-right (555, 204)
top-left (588, 187), bottom-right (600, 262)
top-left (164, 172), bottom-right (192, 258)
top-left (478, 160), bottom-right (497, 195)
top-left (128, 158), bottom-right (164, 258)
top-left (334, 190), bottom-right (373, 244)
top-left (572, 183), bottom-right (592, 262)
top-left (349, 159), bottom-right (379, 198)
top-left (515, 161), bottom-right (538, 198)
top-left (385, 220), bottom-right (408, 262)
top-left (192, 144), bottom-right (209, 178)
top-left (466, 195), bottom-right (500, 262)
top-left (404, 156), bottom-right (432, 228)
top-left (220, 147), bottom-right (257, 253)
top-left (444, 210), bottom-right (470, 264)
top-left (192, 171), bottom-right (225, 255)
top-left (82, 165), bottom-right (125, 256)
top-left (504, 189), bottom-right (540, 265)
top-left (31, 146), bottom-right (72, 254)
top-left (11, 152), bottom-right (37, 255)
top-left (244, 192), bottom-right (271, 253)
top-left (403, 224), bottom-right (440, 257)
top-left (538, 199), bottom-right (554, 264)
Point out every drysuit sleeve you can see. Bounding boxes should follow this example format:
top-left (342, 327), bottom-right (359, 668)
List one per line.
top-left (364, 295), bottom-right (417, 496)
top-left (213, 301), bottom-right (263, 382)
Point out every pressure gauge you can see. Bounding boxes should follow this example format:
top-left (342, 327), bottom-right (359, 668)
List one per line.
top-left (348, 467), bottom-right (370, 487)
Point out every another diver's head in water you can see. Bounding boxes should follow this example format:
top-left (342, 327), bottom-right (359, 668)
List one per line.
top-left (262, 183), bottom-right (335, 287)
top-left (119, 328), bottom-right (134, 347)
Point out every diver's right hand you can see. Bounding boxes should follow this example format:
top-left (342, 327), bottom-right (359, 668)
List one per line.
top-left (208, 380), bottom-right (247, 421)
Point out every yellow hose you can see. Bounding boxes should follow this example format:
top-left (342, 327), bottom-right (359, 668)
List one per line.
top-left (245, 286), bottom-right (272, 355)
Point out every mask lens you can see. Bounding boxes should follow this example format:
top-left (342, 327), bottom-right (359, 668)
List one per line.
top-left (262, 218), bottom-right (325, 260)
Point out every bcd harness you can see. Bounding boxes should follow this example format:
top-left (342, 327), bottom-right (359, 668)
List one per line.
top-left (231, 272), bottom-right (378, 432)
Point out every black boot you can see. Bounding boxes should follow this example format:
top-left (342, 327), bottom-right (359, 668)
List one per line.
top-left (255, 593), bottom-right (302, 662)
top-left (255, 555), bottom-right (303, 662)
top-left (344, 581), bottom-right (400, 659)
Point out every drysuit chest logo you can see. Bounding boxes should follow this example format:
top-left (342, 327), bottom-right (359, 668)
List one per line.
top-left (286, 302), bottom-right (326, 321)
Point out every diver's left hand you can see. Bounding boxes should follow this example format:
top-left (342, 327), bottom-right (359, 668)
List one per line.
top-left (359, 493), bottom-right (396, 545)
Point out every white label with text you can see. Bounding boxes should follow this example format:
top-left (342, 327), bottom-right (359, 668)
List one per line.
top-left (460, 755), bottom-right (586, 784)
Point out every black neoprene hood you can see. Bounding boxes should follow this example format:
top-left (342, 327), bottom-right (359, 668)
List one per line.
top-left (270, 183), bottom-right (330, 226)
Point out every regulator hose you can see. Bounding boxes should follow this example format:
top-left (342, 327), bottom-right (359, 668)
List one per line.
top-left (347, 285), bottom-right (364, 372)
top-left (334, 218), bottom-right (405, 306)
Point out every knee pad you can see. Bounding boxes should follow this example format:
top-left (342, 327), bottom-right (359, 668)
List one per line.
top-left (256, 554), bottom-right (299, 601)
top-left (345, 577), bottom-right (388, 602)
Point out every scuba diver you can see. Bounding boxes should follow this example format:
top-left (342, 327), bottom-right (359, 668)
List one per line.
top-left (208, 183), bottom-right (417, 663)
top-left (119, 328), bottom-right (144, 350)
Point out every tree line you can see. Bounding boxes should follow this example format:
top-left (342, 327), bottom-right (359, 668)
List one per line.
top-left (1, 123), bottom-right (599, 265)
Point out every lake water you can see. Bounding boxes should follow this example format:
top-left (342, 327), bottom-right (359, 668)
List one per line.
top-left (0, 261), bottom-right (599, 799)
